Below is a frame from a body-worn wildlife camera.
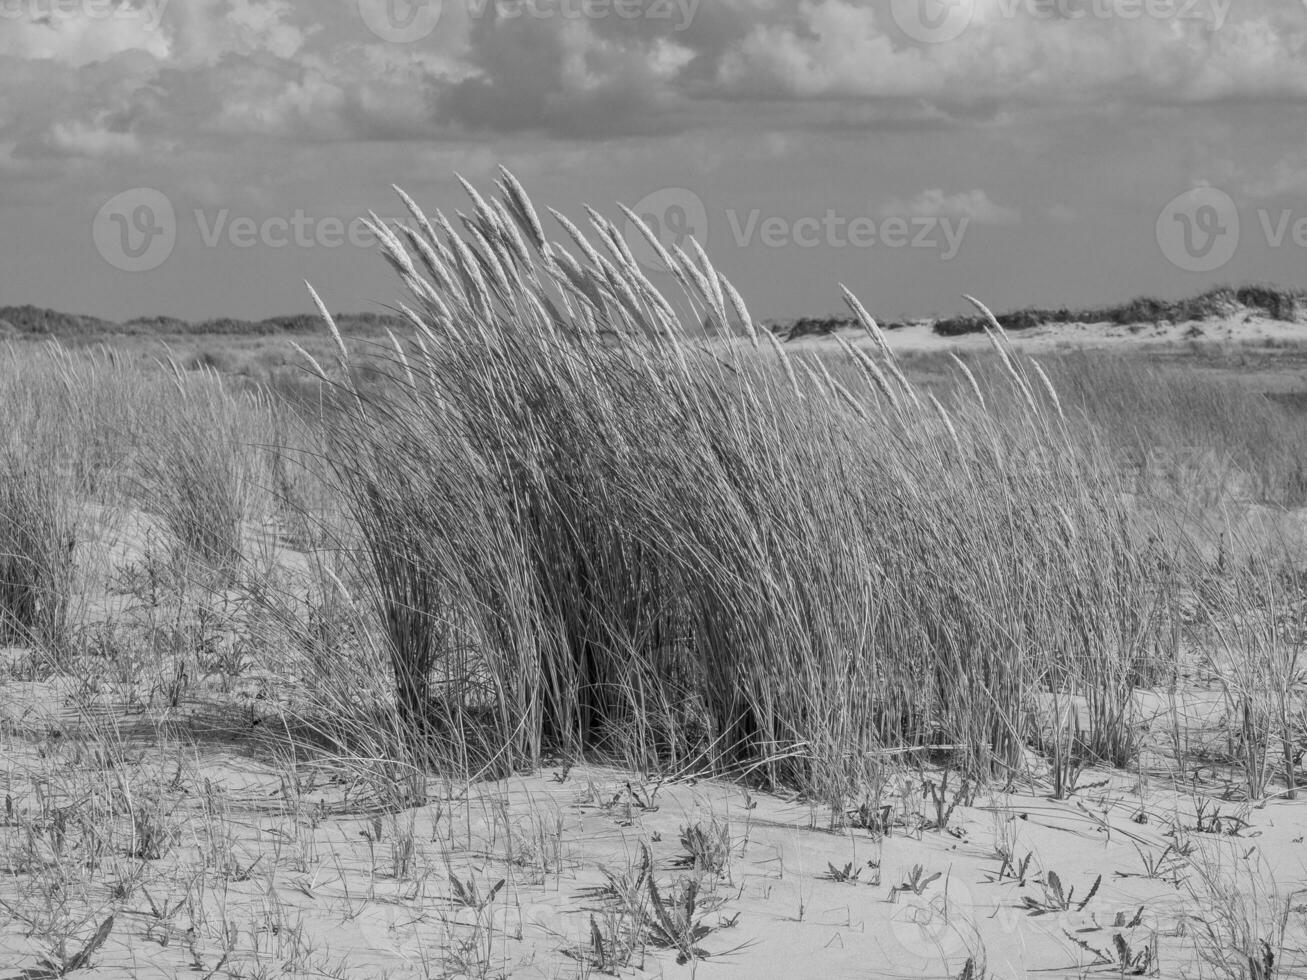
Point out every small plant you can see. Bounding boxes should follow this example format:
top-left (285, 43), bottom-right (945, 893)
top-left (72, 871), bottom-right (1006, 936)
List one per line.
top-left (674, 818), bottom-right (731, 878)
top-left (1021, 870), bottom-right (1101, 916)
top-left (129, 795), bottom-right (178, 862)
top-left (448, 870), bottom-right (506, 914)
top-left (852, 796), bottom-right (893, 836)
top-left (438, 868), bottom-right (509, 979)
top-left (571, 859), bottom-right (654, 974)
top-left (1117, 842), bottom-right (1183, 884)
top-left (825, 860), bottom-right (879, 885)
top-left (577, 850), bottom-right (716, 971)
top-left (391, 823), bottom-right (417, 881)
top-left (631, 842), bottom-right (738, 967)
top-left (584, 912), bottom-right (629, 976)
top-left (150, 659), bottom-right (189, 710)
top-left (893, 864), bottom-right (942, 899)
top-left (1183, 842), bottom-right (1293, 980)
top-left (1191, 798), bottom-right (1250, 837)
top-left (1042, 699), bottom-right (1114, 799)
top-left (992, 848), bottom-right (1034, 886)
top-left (1247, 939), bottom-right (1278, 980)
top-left (139, 884), bottom-right (189, 926)
top-left (1062, 929), bottom-right (1159, 976)
top-left (1114, 907), bottom-right (1145, 929)
top-left (646, 872), bottom-right (724, 966)
top-left (33, 914), bottom-right (115, 978)
top-left (923, 769), bottom-right (975, 832)
top-left (492, 806), bottom-right (565, 887)
top-left (1111, 931), bottom-right (1160, 975)
top-left (1168, 830), bottom-right (1197, 858)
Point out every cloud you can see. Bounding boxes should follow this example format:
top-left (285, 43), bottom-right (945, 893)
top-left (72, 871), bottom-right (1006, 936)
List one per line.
top-left (3, 0), bottom-right (1307, 177)
top-left (402, 0), bottom-right (1307, 138)
top-left (224, 0), bottom-right (308, 60)
top-left (0, 3), bottom-right (172, 64)
top-left (46, 118), bottom-right (142, 158)
top-left (437, 13), bottom-right (695, 137)
top-left (880, 189), bottom-right (1021, 225)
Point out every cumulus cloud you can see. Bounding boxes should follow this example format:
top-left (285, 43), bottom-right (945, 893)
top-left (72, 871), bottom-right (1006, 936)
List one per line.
top-left (45, 118), bottom-right (142, 158)
top-left (407, 0), bottom-right (1307, 137)
top-left (696, 0), bottom-right (1307, 109)
top-left (224, 0), bottom-right (309, 60)
top-left (0, 2), bottom-right (171, 64)
top-left (2, 0), bottom-right (1306, 176)
top-left (880, 189), bottom-right (1022, 225)
top-left (437, 12), bottom-right (695, 137)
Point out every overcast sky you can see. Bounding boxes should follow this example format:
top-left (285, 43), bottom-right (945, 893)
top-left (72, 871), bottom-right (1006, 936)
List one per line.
top-left (4, 0), bottom-right (1307, 323)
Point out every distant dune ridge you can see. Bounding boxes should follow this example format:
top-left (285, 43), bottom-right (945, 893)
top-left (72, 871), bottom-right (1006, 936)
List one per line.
top-left (0, 304), bottom-right (407, 338)
top-left (776, 283), bottom-right (1307, 340)
top-left (928, 283), bottom-right (1307, 338)
top-left (6, 283), bottom-right (1306, 342)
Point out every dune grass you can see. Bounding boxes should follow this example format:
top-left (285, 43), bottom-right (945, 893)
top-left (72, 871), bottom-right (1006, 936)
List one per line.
top-left (0, 175), bottom-right (1302, 806)
top-left (0, 451), bottom-right (75, 650)
top-left (286, 174), bottom-right (1187, 801)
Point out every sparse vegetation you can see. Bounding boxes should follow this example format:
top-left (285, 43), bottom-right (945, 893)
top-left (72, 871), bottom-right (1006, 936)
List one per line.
top-left (1020, 869), bottom-right (1102, 916)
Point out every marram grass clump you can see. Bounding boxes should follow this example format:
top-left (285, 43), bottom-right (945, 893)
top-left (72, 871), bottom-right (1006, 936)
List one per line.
top-left (306, 169), bottom-right (1176, 796)
top-left (0, 451), bottom-right (75, 649)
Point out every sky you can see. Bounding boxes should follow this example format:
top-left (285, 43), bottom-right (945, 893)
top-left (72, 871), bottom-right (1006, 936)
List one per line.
top-left (3, 0), bottom-right (1307, 323)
